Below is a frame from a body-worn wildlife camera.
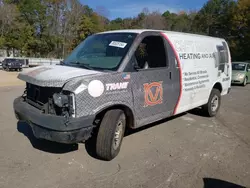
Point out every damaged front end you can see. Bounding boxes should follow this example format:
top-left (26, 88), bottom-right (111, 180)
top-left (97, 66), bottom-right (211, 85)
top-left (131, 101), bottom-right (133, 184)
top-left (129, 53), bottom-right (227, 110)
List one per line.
top-left (24, 83), bottom-right (76, 119)
top-left (14, 82), bottom-right (95, 144)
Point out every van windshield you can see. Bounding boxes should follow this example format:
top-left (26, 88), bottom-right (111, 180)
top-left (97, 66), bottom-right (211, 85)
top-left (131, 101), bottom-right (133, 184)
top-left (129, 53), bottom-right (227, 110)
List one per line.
top-left (232, 63), bottom-right (246, 71)
top-left (63, 32), bottom-right (137, 71)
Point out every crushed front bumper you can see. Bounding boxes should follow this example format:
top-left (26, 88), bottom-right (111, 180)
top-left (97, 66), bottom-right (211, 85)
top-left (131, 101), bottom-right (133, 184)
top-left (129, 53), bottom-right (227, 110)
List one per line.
top-left (13, 96), bottom-right (95, 144)
top-left (231, 79), bottom-right (244, 84)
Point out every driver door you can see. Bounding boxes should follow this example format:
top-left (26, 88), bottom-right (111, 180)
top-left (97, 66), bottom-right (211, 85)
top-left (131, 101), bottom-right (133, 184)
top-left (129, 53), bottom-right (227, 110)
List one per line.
top-left (129, 32), bottom-right (181, 127)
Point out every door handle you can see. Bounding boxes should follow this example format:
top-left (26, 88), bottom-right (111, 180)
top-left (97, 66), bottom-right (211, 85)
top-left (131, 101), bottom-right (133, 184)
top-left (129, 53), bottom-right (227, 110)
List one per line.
top-left (169, 72), bottom-right (172, 79)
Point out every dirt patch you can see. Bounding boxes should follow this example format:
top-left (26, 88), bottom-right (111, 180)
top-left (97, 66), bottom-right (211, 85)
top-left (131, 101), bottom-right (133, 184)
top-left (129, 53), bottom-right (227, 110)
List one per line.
top-left (0, 70), bottom-right (25, 87)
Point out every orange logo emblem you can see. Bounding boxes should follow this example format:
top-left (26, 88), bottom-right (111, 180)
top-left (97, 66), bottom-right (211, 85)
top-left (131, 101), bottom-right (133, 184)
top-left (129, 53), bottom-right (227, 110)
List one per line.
top-left (143, 81), bottom-right (163, 107)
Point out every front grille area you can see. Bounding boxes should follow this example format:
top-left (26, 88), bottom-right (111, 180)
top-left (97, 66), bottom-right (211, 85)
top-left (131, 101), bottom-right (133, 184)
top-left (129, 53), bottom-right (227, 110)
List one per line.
top-left (232, 80), bottom-right (240, 83)
top-left (26, 83), bottom-right (61, 110)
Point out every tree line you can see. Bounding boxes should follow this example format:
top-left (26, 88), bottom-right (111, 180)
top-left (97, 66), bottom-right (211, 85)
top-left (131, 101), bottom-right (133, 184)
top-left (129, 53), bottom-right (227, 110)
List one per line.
top-left (0, 0), bottom-right (249, 61)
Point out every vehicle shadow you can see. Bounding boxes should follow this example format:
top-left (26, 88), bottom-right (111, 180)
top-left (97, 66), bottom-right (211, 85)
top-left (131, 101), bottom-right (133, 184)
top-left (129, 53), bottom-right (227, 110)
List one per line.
top-left (187, 107), bottom-right (208, 117)
top-left (84, 112), bottom-right (187, 160)
top-left (85, 106), bottom-right (223, 160)
top-left (17, 121), bottom-right (78, 154)
top-left (17, 107), bottom-right (212, 159)
top-left (125, 112), bottom-right (186, 136)
top-left (230, 84), bottom-right (250, 89)
top-left (203, 178), bottom-right (247, 188)
top-left (231, 83), bottom-right (243, 87)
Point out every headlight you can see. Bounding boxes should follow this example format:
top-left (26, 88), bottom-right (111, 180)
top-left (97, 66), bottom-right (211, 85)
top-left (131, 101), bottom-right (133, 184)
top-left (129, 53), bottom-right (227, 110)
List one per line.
top-left (238, 74), bottom-right (245, 79)
top-left (8, 63), bottom-right (11, 65)
top-left (52, 93), bottom-right (69, 107)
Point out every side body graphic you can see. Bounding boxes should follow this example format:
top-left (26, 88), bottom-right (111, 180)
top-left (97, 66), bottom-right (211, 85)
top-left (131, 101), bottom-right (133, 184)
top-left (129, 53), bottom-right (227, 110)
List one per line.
top-left (143, 81), bottom-right (163, 107)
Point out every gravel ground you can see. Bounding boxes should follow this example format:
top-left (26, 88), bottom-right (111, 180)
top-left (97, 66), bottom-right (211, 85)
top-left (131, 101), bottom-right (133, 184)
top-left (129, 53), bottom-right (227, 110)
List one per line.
top-left (0, 70), bottom-right (250, 188)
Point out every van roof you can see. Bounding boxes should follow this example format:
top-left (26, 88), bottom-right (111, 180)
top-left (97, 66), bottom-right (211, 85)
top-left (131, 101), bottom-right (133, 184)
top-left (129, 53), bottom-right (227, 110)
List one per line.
top-left (98, 29), bottom-right (225, 40)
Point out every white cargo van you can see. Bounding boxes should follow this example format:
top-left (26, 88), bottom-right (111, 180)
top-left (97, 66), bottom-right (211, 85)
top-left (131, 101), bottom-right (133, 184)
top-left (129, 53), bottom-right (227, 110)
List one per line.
top-left (13, 29), bottom-right (232, 160)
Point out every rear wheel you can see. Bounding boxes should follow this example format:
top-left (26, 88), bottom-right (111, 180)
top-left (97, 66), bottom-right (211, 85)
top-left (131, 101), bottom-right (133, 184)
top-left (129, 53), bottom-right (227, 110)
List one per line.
top-left (96, 109), bottom-right (126, 161)
top-left (202, 88), bottom-right (221, 117)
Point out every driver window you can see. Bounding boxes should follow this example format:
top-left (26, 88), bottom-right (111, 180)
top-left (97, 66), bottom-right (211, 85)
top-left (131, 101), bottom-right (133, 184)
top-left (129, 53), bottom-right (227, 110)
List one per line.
top-left (134, 36), bottom-right (168, 69)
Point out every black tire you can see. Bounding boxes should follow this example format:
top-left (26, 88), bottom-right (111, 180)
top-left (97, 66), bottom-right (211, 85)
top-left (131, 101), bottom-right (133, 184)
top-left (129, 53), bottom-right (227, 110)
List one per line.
top-left (202, 88), bottom-right (221, 117)
top-left (96, 109), bottom-right (126, 161)
top-left (242, 77), bottom-right (247, 86)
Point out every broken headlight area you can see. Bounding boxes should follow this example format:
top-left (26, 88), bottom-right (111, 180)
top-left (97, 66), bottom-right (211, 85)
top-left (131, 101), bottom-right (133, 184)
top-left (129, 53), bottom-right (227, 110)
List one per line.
top-left (48, 92), bottom-right (76, 117)
top-left (53, 93), bottom-right (69, 108)
top-left (23, 83), bottom-right (76, 117)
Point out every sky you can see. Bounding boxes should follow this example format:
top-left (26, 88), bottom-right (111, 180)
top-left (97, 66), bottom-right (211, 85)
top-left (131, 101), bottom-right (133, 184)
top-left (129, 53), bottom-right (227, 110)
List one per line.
top-left (80, 0), bottom-right (208, 20)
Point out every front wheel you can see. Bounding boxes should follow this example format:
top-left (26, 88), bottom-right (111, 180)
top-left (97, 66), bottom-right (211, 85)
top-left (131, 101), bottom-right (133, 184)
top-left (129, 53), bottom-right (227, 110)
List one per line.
top-left (202, 88), bottom-right (221, 117)
top-left (242, 77), bottom-right (247, 86)
top-left (96, 109), bottom-right (126, 161)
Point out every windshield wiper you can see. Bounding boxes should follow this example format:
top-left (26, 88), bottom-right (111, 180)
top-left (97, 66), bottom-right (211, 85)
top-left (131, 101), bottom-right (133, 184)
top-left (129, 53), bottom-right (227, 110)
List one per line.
top-left (68, 61), bottom-right (94, 70)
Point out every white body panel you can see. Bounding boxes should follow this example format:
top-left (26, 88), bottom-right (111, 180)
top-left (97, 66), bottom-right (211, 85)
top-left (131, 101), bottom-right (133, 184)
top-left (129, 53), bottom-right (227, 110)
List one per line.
top-left (161, 32), bottom-right (232, 114)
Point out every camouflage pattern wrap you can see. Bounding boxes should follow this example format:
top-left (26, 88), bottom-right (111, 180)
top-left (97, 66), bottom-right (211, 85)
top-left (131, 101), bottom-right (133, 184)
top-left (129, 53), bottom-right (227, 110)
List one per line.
top-left (63, 72), bottom-right (134, 119)
top-left (17, 65), bottom-right (103, 87)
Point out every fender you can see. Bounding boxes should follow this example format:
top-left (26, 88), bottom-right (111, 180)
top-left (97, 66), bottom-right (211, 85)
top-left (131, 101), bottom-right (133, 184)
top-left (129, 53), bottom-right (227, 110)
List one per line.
top-left (93, 100), bottom-right (136, 128)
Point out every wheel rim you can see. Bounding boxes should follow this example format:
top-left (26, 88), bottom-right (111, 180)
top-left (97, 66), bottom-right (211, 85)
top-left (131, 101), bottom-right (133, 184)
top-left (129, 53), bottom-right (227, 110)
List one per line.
top-left (211, 95), bottom-right (219, 112)
top-left (113, 120), bottom-right (124, 150)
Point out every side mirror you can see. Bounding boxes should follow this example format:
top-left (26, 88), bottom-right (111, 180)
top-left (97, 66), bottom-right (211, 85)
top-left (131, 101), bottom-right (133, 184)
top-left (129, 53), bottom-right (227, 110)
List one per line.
top-left (133, 63), bottom-right (141, 70)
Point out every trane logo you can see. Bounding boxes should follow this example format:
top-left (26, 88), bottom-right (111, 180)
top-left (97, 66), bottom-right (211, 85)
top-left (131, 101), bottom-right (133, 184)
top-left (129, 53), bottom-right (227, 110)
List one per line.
top-left (106, 82), bottom-right (129, 91)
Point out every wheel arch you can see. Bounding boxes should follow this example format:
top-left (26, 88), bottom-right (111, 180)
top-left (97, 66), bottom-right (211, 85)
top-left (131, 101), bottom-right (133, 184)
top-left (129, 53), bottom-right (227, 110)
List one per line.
top-left (94, 104), bottom-right (135, 129)
top-left (212, 82), bottom-right (223, 93)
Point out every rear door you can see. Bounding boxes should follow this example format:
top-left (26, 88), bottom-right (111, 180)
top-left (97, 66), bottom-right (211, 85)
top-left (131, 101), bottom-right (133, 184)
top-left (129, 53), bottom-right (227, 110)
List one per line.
top-left (217, 42), bottom-right (230, 76)
top-left (128, 32), bottom-right (181, 127)
top-left (217, 41), bottom-right (231, 93)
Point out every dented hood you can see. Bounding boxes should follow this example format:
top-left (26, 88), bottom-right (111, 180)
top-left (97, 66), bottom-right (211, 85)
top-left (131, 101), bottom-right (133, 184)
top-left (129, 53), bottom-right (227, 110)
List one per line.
top-left (18, 65), bottom-right (102, 87)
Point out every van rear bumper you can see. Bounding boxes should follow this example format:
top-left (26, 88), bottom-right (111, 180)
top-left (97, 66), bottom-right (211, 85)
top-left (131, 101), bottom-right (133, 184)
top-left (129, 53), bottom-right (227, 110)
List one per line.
top-left (13, 96), bottom-right (95, 144)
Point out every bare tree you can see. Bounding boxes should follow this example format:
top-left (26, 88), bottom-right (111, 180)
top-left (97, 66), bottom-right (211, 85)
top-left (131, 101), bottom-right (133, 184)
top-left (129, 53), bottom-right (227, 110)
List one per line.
top-left (0, 3), bottom-right (19, 37)
top-left (141, 10), bottom-right (166, 30)
top-left (60, 0), bottom-right (84, 57)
